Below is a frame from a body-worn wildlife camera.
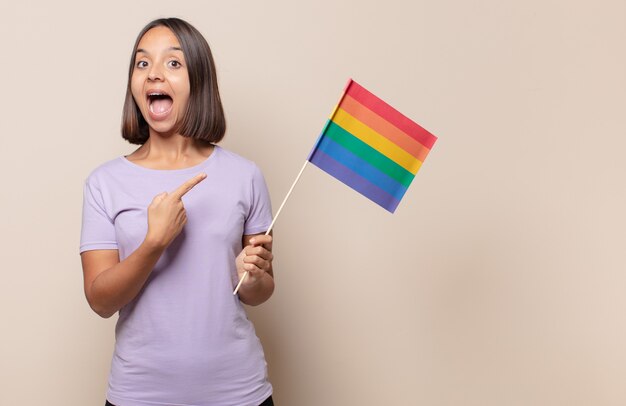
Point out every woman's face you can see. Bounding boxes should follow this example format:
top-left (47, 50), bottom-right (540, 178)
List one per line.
top-left (131, 26), bottom-right (190, 135)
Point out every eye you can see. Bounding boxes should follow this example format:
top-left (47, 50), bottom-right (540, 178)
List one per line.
top-left (136, 60), bottom-right (148, 69)
top-left (168, 60), bottom-right (182, 68)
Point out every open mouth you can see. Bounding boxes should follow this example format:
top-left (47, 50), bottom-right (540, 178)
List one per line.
top-left (147, 91), bottom-right (174, 117)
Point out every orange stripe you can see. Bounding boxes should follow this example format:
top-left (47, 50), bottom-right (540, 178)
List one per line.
top-left (340, 94), bottom-right (431, 162)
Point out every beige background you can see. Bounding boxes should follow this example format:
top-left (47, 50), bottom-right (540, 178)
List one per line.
top-left (1, 0), bottom-right (625, 405)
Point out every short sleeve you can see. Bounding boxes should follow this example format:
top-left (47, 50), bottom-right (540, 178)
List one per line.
top-left (79, 177), bottom-right (118, 253)
top-left (244, 165), bottom-right (273, 235)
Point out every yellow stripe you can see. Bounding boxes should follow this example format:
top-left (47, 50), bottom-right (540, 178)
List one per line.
top-left (332, 108), bottom-right (423, 175)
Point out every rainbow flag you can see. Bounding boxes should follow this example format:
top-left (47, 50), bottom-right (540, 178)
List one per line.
top-left (307, 79), bottom-right (438, 213)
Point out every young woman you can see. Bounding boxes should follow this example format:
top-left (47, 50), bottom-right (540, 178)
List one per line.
top-left (79, 18), bottom-right (275, 406)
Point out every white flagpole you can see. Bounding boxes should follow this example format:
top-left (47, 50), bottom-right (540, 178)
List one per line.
top-left (233, 160), bottom-right (310, 295)
top-left (233, 79), bottom-right (353, 295)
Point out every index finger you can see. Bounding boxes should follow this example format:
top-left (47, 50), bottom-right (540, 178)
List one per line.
top-left (248, 234), bottom-right (273, 247)
top-left (171, 173), bottom-right (207, 199)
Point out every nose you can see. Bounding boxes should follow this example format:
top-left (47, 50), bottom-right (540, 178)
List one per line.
top-left (148, 64), bottom-right (163, 81)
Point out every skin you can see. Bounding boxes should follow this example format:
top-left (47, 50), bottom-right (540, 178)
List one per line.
top-left (81, 26), bottom-right (274, 318)
top-left (131, 26), bottom-right (190, 138)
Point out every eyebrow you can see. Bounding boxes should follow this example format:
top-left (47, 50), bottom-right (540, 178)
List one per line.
top-left (136, 46), bottom-right (183, 54)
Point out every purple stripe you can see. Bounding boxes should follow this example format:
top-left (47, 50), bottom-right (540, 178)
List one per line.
top-left (309, 149), bottom-right (401, 213)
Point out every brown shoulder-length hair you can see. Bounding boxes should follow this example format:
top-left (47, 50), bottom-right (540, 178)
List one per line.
top-left (121, 18), bottom-right (226, 144)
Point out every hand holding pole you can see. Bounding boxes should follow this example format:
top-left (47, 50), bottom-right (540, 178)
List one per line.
top-left (233, 161), bottom-right (309, 295)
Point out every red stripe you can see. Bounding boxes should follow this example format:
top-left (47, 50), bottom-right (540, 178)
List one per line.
top-left (344, 80), bottom-right (438, 149)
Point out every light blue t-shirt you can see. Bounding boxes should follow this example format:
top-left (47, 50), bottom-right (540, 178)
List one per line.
top-left (80, 145), bottom-right (273, 406)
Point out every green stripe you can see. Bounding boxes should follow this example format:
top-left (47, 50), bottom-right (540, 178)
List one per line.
top-left (324, 121), bottom-right (415, 187)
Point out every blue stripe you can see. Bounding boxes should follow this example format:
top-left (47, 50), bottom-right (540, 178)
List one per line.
top-left (316, 135), bottom-right (409, 201)
top-left (309, 149), bottom-right (401, 212)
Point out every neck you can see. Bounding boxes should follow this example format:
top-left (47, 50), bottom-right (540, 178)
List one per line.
top-left (147, 130), bottom-right (194, 155)
top-left (132, 132), bottom-right (213, 167)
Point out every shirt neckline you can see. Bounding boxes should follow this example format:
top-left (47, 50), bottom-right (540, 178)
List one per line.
top-left (119, 145), bottom-right (220, 174)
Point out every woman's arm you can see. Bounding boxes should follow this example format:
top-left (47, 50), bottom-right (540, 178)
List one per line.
top-left (236, 233), bottom-right (275, 306)
top-left (80, 173), bottom-right (207, 318)
top-left (81, 239), bottom-right (166, 318)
